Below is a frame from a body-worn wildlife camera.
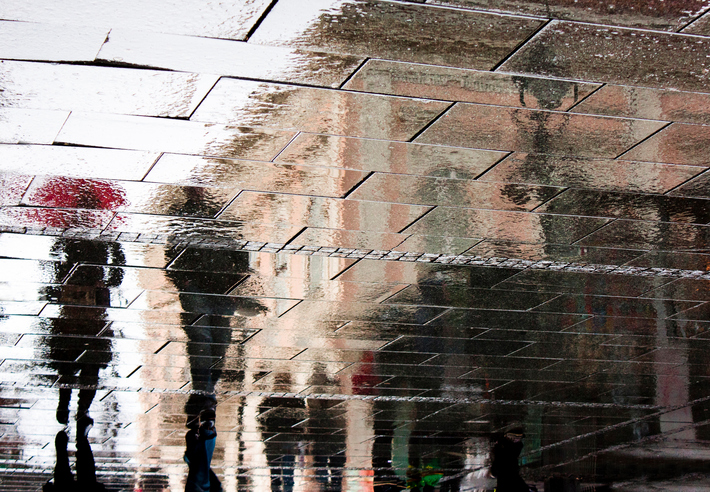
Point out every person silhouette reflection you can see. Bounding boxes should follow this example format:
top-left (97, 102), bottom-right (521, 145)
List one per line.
top-left (162, 245), bottom-right (265, 427)
top-left (162, 244), bottom-right (264, 490)
top-left (47, 238), bottom-right (125, 425)
top-left (29, 180), bottom-right (127, 425)
top-left (44, 415), bottom-right (106, 492)
top-left (490, 431), bottom-right (537, 492)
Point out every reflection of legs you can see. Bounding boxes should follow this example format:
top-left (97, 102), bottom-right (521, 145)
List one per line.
top-left (77, 388), bottom-right (96, 419)
top-left (77, 364), bottom-right (100, 419)
top-left (184, 421), bottom-right (219, 492)
top-left (314, 455), bottom-right (328, 486)
top-left (329, 455), bottom-right (346, 489)
top-left (185, 325), bottom-right (230, 393)
top-left (185, 394), bottom-right (218, 429)
top-left (56, 388), bottom-right (71, 425)
top-left (53, 431), bottom-right (75, 488)
top-left (76, 416), bottom-right (97, 488)
top-left (184, 323), bottom-right (224, 427)
top-left (269, 452), bottom-right (296, 492)
top-left (282, 455), bottom-right (295, 492)
top-left (315, 455), bottom-right (345, 489)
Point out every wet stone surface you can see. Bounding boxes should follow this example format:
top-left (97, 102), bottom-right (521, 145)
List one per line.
top-left (344, 59), bottom-right (600, 109)
top-left (2, 1), bottom-right (710, 491)
top-left (570, 84), bottom-right (710, 126)
top-left (415, 102), bottom-right (666, 157)
top-left (97, 29), bottom-right (365, 88)
top-left (190, 78), bottom-right (450, 140)
top-left (276, 132), bottom-right (508, 177)
top-left (499, 21), bottom-right (710, 92)
top-left (429, 0), bottom-right (710, 30)
top-left (478, 152), bottom-right (705, 194)
top-left (249, 0), bottom-right (543, 69)
top-left (0, 0), bottom-right (274, 40)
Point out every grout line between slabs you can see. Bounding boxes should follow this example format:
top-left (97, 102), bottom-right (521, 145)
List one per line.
top-left (214, 190), bottom-right (243, 219)
top-left (663, 167), bottom-right (709, 196)
top-left (396, 206), bottom-right (437, 234)
top-left (279, 227), bottom-right (308, 252)
top-left (677, 8), bottom-right (710, 32)
top-left (376, 283), bottom-right (410, 304)
top-left (243, 0), bottom-right (280, 41)
top-left (187, 76), bottom-right (222, 120)
top-left (473, 152), bottom-right (514, 180)
top-left (614, 121), bottom-right (673, 160)
top-left (490, 19), bottom-right (552, 72)
top-left (51, 111), bottom-right (74, 145)
top-left (528, 186), bottom-right (569, 213)
top-left (341, 171), bottom-right (374, 199)
top-left (526, 293), bottom-right (564, 312)
top-left (270, 131), bottom-right (302, 162)
top-left (564, 82), bottom-right (606, 112)
top-left (278, 299), bottom-right (303, 318)
top-left (407, 102), bottom-right (456, 142)
top-left (338, 57), bottom-right (371, 89)
top-left (139, 152), bottom-right (164, 181)
top-left (330, 258), bottom-right (363, 281)
top-left (571, 218), bottom-right (618, 245)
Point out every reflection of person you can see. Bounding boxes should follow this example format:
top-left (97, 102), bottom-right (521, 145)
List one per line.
top-left (259, 395), bottom-right (303, 492)
top-left (48, 238), bottom-right (125, 425)
top-left (44, 416), bottom-right (106, 492)
top-left (163, 247), bottom-right (264, 427)
top-left (490, 431), bottom-right (537, 492)
top-left (163, 244), bottom-right (264, 489)
top-left (184, 407), bottom-right (222, 492)
top-left (31, 179), bottom-right (127, 425)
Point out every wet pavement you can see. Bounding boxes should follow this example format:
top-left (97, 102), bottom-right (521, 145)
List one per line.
top-left (1, 1), bottom-right (710, 491)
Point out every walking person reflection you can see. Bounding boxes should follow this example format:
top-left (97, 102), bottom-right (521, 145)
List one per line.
top-left (44, 414), bottom-right (106, 491)
top-left (49, 237), bottom-right (124, 426)
top-left (30, 178), bottom-right (128, 425)
top-left (162, 245), bottom-right (265, 490)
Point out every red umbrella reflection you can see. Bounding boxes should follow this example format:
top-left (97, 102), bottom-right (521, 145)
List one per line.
top-left (27, 177), bottom-right (127, 228)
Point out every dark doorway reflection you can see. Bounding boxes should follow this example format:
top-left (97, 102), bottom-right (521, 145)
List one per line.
top-left (491, 431), bottom-right (537, 492)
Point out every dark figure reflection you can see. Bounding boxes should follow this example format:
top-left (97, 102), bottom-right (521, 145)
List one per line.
top-left (306, 384), bottom-right (346, 491)
top-left (30, 179), bottom-right (127, 424)
top-left (163, 243), bottom-right (264, 426)
top-left (42, 236), bottom-right (124, 492)
top-left (163, 244), bottom-right (264, 491)
top-left (259, 393), bottom-right (304, 492)
top-left (491, 431), bottom-right (537, 492)
top-left (44, 414), bottom-right (106, 491)
top-left (47, 239), bottom-right (124, 425)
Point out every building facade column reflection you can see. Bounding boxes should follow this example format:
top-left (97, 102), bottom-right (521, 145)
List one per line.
top-left (343, 399), bottom-right (375, 492)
